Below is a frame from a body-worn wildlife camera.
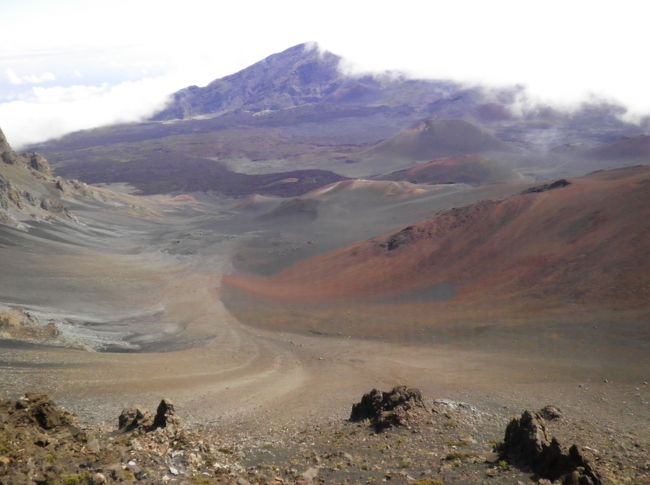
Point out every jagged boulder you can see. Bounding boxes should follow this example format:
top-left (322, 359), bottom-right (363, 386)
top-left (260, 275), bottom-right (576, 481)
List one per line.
top-left (9, 394), bottom-right (83, 442)
top-left (539, 404), bottom-right (562, 421)
top-left (0, 128), bottom-right (18, 165)
top-left (350, 385), bottom-right (428, 431)
top-left (498, 410), bottom-right (601, 484)
top-left (152, 398), bottom-right (180, 430)
top-left (15, 393), bottom-right (71, 430)
top-left (23, 152), bottom-right (52, 175)
top-left (118, 407), bottom-right (153, 432)
top-left (1, 129), bottom-right (52, 174)
top-left (118, 399), bottom-right (180, 433)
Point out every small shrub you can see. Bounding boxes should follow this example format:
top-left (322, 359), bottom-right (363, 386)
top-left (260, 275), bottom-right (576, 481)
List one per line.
top-left (0, 310), bottom-right (23, 328)
top-left (412, 479), bottom-right (444, 485)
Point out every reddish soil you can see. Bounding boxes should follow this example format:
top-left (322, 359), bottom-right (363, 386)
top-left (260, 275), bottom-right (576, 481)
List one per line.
top-left (382, 155), bottom-right (516, 185)
top-left (224, 166), bottom-right (650, 320)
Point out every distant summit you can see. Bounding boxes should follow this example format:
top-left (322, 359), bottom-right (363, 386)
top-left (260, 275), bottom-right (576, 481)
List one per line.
top-left (150, 43), bottom-right (467, 122)
top-left (37, 43), bottom-right (649, 194)
top-left (152, 43), bottom-right (347, 120)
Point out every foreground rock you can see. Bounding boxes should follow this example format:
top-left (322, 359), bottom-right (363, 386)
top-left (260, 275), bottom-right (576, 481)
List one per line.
top-left (1, 392), bottom-right (647, 484)
top-left (15, 393), bottom-right (79, 432)
top-left (350, 385), bottom-right (430, 431)
top-left (118, 398), bottom-right (180, 433)
top-left (0, 394), bottom-right (225, 484)
top-left (498, 410), bottom-right (601, 484)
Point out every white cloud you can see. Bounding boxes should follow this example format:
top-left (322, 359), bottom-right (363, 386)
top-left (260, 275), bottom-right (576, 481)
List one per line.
top-left (0, 75), bottom-right (183, 148)
top-left (5, 68), bottom-right (55, 85)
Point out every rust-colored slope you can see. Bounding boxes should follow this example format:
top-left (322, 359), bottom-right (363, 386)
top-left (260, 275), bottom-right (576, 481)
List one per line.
top-left (382, 155), bottom-right (518, 185)
top-left (225, 166), bottom-right (650, 313)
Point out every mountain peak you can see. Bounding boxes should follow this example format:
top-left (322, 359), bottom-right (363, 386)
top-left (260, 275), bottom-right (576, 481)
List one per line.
top-left (151, 43), bottom-right (344, 121)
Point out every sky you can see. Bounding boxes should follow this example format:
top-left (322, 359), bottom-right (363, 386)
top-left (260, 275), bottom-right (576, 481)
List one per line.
top-left (0, 0), bottom-right (648, 148)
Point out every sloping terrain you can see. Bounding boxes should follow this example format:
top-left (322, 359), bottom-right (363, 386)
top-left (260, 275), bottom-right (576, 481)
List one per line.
top-left (1, 127), bottom-right (71, 227)
top-left (2, 110), bottom-right (650, 485)
top-left (0, 128), bottom-right (148, 228)
top-left (586, 134), bottom-right (650, 161)
top-left (224, 166), bottom-right (650, 326)
top-left (53, 150), bottom-right (347, 197)
top-left (229, 178), bottom-right (526, 275)
top-left (380, 155), bottom-right (520, 185)
top-left (364, 119), bottom-right (509, 163)
top-left (152, 43), bottom-right (344, 120)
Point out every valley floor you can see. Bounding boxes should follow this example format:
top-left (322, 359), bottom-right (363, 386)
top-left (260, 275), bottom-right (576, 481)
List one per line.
top-left (0, 187), bottom-right (648, 484)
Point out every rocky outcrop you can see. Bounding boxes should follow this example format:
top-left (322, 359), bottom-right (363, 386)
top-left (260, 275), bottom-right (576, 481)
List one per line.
top-left (0, 128), bottom-right (19, 165)
top-left (1, 128), bottom-right (52, 174)
top-left (152, 399), bottom-right (180, 429)
top-left (350, 385), bottom-right (429, 431)
top-left (383, 225), bottom-right (416, 251)
top-left (0, 394), bottom-right (192, 484)
top-left (539, 404), bottom-right (563, 421)
top-left (0, 393), bottom-right (646, 484)
top-left (23, 151), bottom-right (53, 175)
top-left (498, 410), bottom-right (601, 484)
top-left (0, 126), bottom-right (80, 227)
top-left (521, 178), bottom-right (571, 194)
top-left (118, 399), bottom-right (181, 433)
top-left (15, 393), bottom-right (77, 431)
top-left (118, 407), bottom-right (154, 432)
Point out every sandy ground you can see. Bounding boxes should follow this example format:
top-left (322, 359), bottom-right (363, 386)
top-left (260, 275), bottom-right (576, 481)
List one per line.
top-left (0, 187), bottom-right (648, 483)
top-left (1, 261), bottom-right (648, 437)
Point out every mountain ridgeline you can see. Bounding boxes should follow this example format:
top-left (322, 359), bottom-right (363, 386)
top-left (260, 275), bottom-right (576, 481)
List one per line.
top-left (33, 42), bottom-right (650, 197)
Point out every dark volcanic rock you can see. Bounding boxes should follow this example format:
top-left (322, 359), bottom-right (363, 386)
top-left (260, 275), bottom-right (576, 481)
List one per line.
top-left (350, 385), bottom-right (428, 431)
top-left (522, 178), bottom-right (571, 194)
top-left (152, 398), bottom-right (180, 430)
top-left (119, 399), bottom-right (180, 432)
top-left (17, 393), bottom-right (73, 430)
top-left (498, 410), bottom-right (601, 484)
top-left (118, 407), bottom-right (153, 432)
top-left (384, 226), bottom-right (416, 251)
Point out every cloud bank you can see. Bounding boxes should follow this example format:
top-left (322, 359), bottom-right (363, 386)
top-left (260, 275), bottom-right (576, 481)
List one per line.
top-left (5, 68), bottom-right (56, 86)
top-left (0, 76), bottom-right (182, 148)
